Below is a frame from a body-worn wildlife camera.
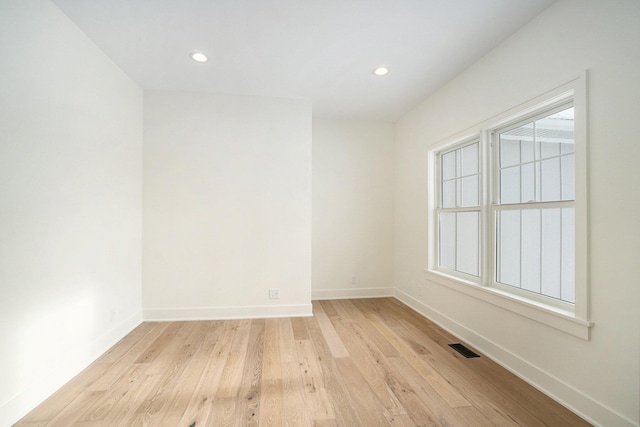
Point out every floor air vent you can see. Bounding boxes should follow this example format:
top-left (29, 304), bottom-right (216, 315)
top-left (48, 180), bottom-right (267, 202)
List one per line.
top-left (448, 343), bottom-right (480, 358)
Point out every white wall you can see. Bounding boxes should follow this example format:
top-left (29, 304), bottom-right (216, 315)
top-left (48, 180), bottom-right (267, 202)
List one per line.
top-left (393, 1), bottom-right (640, 426)
top-left (143, 91), bottom-right (312, 319)
top-left (0, 1), bottom-right (143, 425)
top-left (312, 119), bottom-right (394, 299)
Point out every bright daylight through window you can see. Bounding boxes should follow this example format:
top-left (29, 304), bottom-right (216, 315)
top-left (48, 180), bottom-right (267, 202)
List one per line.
top-left (494, 106), bottom-right (575, 305)
top-left (427, 77), bottom-right (591, 339)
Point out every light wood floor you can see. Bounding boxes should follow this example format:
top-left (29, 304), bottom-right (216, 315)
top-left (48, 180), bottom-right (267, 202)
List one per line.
top-left (15, 298), bottom-right (592, 426)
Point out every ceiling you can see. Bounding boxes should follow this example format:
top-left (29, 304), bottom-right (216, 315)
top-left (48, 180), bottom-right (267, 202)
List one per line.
top-left (51, 0), bottom-right (557, 121)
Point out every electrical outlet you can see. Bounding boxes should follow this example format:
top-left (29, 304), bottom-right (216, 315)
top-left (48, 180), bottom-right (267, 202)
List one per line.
top-left (269, 288), bottom-right (280, 299)
top-left (351, 276), bottom-right (357, 285)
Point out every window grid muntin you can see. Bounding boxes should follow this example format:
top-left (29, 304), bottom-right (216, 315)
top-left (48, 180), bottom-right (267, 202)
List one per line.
top-left (436, 140), bottom-right (481, 278)
top-left (492, 102), bottom-right (576, 306)
top-left (497, 105), bottom-right (575, 205)
top-left (493, 203), bottom-right (575, 305)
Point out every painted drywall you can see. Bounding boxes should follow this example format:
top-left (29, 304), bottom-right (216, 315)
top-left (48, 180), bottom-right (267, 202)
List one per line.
top-left (393, 1), bottom-right (640, 426)
top-left (143, 91), bottom-right (312, 319)
top-left (312, 119), bottom-right (394, 299)
top-left (0, 0), bottom-right (143, 425)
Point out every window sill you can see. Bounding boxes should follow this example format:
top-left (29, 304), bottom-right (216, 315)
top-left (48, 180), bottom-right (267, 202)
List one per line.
top-left (424, 269), bottom-right (593, 340)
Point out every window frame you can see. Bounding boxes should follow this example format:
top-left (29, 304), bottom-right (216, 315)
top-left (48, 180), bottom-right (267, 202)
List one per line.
top-left (434, 137), bottom-right (482, 281)
top-left (425, 73), bottom-right (592, 340)
top-left (490, 100), bottom-right (576, 311)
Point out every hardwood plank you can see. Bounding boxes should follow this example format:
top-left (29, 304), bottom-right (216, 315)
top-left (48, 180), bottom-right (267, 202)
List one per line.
top-left (343, 299), bottom-right (400, 357)
top-left (385, 413), bottom-right (421, 427)
top-left (306, 325), bottom-right (361, 426)
top-left (103, 369), bottom-right (160, 426)
top-left (383, 358), bottom-right (445, 427)
top-left (208, 397), bottom-right (236, 427)
top-left (177, 321), bottom-right (236, 427)
top-left (70, 421), bottom-right (108, 427)
top-left (312, 420), bottom-right (339, 427)
top-left (139, 322), bottom-right (223, 426)
top-left (125, 321), bottom-right (210, 425)
top-left (259, 379), bottom-right (284, 426)
top-left (278, 318), bottom-right (298, 364)
top-left (295, 339), bottom-right (335, 421)
top-left (328, 299), bottom-right (355, 322)
top-left (332, 320), bottom-right (405, 416)
top-left (334, 358), bottom-right (391, 427)
top-left (44, 391), bottom-right (105, 427)
top-left (216, 320), bottom-right (252, 398)
top-left (319, 299), bottom-right (340, 318)
top-left (387, 355), bottom-right (470, 426)
top-left (365, 310), bottom-right (472, 409)
top-left (75, 364), bottom-right (148, 422)
top-left (263, 318), bottom-right (282, 379)
top-left (455, 405), bottom-right (500, 427)
top-left (281, 361), bottom-right (312, 426)
top-left (230, 319), bottom-right (265, 426)
top-left (312, 300), bottom-right (349, 358)
top-left (291, 317), bottom-right (310, 341)
top-left (134, 321), bottom-right (185, 364)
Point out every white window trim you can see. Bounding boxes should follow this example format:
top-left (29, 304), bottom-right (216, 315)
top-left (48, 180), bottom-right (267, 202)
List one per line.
top-left (425, 72), bottom-right (593, 340)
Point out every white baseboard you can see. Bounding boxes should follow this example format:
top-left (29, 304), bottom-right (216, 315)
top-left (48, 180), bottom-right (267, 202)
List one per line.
top-left (2, 311), bottom-right (142, 427)
top-left (393, 289), bottom-right (637, 427)
top-left (312, 287), bottom-right (394, 300)
top-left (143, 303), bottom-right (312, 321)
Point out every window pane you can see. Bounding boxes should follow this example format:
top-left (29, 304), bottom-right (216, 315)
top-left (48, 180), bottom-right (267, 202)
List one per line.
top-left (461, 143), bottom-right (479, 175)
top-left (540, 141), bottom-right (560, 159)
top-left (541, 209), bottom-right (562, 299)
top-left (540, 157), bottom-right (561, 202)
top-left (461, 175), bottom-right (478, 206)
top-left (537, 107), bottom-right (574, 158)
top-left (521, 163), bottom-right (535, 203)
top-left (498, 106), bottom-right (574, 206)
top-left (457, 212), bottom-right (479, 276)
top-left (497, 210), bottom-right (520, 287)
top-left (521, 209), bottom-right (541, 294)
top-left (442, 151), bottom-right (456, 180)
top-left (442, 180), bottom-right (456, 208)
top-left (522, 140), bottom-right (535, 163)
top-left (500, 166), bottom-right (520, 204)
top-left (500, 139), bottom-right (520, 168)
top-left (439, 213), bottom-right (456, 270)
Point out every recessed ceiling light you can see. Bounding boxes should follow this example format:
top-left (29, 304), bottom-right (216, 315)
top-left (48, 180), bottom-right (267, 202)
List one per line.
top-left (190, 51), bottom-right (208, 63)
top-left (372, 66), bottom-right (390, 76)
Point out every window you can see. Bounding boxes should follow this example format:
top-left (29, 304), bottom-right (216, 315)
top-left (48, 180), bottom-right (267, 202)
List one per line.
top-left (438, 141), bottom-right (480, 277)
top-left (493, 105), bottom-right (576, 309)
top-left (426, 76), bottom-right (592, 339)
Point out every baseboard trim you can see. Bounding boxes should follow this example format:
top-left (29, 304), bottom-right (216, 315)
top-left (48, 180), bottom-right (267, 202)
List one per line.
top-left (143, 303), bottom-right (313, 321)
top-left (2, 311), bottom-right (142, 427)
top-left (393, 289), bottom-right (636, 427)
top-left (312, 287), bottom-right (394, 300)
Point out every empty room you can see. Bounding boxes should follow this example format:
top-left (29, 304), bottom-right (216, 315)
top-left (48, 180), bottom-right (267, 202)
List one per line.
top-left (1, 0), bottom-right (638, 426)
